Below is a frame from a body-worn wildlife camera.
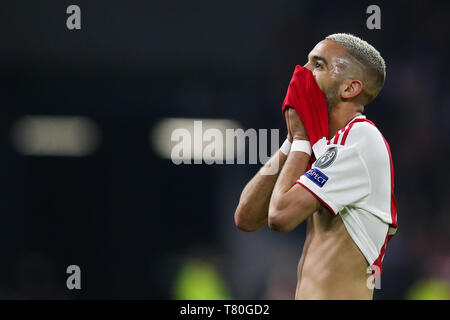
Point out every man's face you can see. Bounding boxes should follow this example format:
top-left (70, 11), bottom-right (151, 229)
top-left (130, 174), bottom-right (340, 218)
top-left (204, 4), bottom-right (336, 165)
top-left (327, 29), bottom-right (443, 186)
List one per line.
top-left (304, 40), bottom-right (353, 110)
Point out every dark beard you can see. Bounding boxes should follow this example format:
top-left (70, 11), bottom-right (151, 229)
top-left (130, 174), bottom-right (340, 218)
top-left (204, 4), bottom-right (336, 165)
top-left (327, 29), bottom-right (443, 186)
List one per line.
top-left (323, 81), bottom-right (341, 112)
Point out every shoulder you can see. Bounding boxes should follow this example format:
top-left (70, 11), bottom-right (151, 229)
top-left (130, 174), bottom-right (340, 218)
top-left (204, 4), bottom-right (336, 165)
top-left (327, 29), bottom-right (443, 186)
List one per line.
top-left (345, 120), bottom-right (384, 146)
top-left (344, 119), bottom-right (390, 166)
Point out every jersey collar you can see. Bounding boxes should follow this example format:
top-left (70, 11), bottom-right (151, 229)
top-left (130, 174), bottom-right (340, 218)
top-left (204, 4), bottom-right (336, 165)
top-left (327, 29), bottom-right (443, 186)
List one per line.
top-left (345, 115), bottom-right (366, 127)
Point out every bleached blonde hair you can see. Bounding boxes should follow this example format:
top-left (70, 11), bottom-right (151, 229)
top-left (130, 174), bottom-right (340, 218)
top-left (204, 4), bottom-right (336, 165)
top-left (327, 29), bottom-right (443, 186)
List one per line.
top-left (325, 33), bottom-right (386, 104)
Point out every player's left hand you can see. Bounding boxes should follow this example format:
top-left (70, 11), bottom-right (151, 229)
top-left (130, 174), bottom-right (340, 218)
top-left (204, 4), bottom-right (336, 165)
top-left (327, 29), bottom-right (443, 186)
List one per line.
top-left (285, 107), bottom-right (309, 141)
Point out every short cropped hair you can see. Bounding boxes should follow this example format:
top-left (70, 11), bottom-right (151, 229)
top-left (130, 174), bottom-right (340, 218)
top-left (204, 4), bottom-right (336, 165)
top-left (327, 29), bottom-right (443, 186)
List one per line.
top-left (325, 33), bottom-right (386, 104)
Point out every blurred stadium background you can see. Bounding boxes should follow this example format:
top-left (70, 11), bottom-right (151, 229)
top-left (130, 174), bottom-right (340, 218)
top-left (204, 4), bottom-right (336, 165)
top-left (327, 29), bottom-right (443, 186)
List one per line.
top-left (0, 0), bottom-right (449, 299)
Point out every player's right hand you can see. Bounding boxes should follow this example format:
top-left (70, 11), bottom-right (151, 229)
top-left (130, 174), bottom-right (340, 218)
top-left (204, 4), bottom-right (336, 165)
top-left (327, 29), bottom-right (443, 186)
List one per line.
top-left (284, 107), bottom-right (293, 142)
top-left (285, 107), bottom-right (309, 141)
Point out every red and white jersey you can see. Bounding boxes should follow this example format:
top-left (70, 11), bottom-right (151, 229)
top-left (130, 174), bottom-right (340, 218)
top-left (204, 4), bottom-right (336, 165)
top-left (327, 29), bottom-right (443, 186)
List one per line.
top-left (297, 115), bottom-right (398, 273)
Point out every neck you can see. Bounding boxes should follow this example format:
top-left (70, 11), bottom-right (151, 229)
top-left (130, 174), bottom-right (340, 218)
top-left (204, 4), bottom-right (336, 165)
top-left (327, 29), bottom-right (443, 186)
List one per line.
top-left (328, 102), bottom-right (364, 138)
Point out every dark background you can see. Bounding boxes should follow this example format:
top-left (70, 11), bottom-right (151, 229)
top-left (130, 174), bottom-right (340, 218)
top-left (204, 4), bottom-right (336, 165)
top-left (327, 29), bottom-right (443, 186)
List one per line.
top-left (0, 0), bottom-right (449, 299)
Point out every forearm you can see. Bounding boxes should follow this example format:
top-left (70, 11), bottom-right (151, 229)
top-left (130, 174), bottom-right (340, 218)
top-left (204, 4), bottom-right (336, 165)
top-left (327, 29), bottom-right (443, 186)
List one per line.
top-left (234, 149), bottom-right (288, 231)
top-left (271, 150), bottom-right (310, 205)
top-left (269, 141), bottom-right (319, 232)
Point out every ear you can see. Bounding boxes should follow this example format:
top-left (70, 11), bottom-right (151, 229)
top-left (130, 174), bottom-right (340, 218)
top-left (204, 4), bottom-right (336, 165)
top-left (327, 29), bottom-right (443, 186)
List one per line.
top-left (341, 79), bottom-right (363, 100)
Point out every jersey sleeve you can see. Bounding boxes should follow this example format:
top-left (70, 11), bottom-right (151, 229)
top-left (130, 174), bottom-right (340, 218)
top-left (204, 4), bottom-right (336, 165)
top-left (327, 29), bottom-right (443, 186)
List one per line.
top-left (297, 144), bottom-right (371, 215)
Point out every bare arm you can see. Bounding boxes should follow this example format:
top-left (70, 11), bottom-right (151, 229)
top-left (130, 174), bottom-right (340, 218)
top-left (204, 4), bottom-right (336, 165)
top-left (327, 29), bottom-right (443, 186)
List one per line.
top-left (234, 114), bottom-right (293, 232)
top-left (268, 108), bottom-right (321, 232)
top-left (234, 149), bottom-right (288, 231)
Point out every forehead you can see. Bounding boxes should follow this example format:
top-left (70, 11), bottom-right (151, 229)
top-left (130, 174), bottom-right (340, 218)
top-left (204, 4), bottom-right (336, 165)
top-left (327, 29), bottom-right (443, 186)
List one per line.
top-left (308, 40), bottom-right (348, 60)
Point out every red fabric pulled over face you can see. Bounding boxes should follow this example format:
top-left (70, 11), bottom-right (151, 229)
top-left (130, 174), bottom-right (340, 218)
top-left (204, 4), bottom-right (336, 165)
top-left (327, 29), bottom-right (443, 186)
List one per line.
top-left (281, 65), bottom-right (329, 156)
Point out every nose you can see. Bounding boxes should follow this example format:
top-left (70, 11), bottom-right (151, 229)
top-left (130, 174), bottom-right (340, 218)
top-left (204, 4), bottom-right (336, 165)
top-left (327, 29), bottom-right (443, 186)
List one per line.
top-left (303, 62), bottom-right (313, 72)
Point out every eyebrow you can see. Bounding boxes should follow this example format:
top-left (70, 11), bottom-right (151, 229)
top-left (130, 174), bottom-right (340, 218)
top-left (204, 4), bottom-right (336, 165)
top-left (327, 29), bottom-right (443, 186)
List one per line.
top-left (308, 54), bottom-right (329, 67)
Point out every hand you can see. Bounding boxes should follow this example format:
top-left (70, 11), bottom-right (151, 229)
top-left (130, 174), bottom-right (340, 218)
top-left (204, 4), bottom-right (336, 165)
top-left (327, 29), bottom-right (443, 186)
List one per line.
top-left (285, 107), bottom-right (309, 141)
top-left (284, 109), bottom-right (293, 142)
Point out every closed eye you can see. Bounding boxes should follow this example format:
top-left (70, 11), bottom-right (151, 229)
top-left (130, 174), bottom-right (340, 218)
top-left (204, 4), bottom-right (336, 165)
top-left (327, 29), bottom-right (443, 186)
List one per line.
top-left (307, 54), bottom-right (329, 69)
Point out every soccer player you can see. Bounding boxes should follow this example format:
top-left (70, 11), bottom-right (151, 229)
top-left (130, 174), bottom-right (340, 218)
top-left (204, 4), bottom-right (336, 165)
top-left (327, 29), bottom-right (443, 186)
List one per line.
top-left (234, 34), bottom-right (397, 299)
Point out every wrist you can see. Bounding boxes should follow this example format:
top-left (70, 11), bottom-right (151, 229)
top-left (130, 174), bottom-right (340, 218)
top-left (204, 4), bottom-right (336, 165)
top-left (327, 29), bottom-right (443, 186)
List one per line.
top-left (291, 139), bottom-right (311, 156)
top-left (280, 139), bottom-right (292, 155)
top-left (292, 134), bottom-right (308, 141)
top-left (287, 134), bottom-right (293, 143)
